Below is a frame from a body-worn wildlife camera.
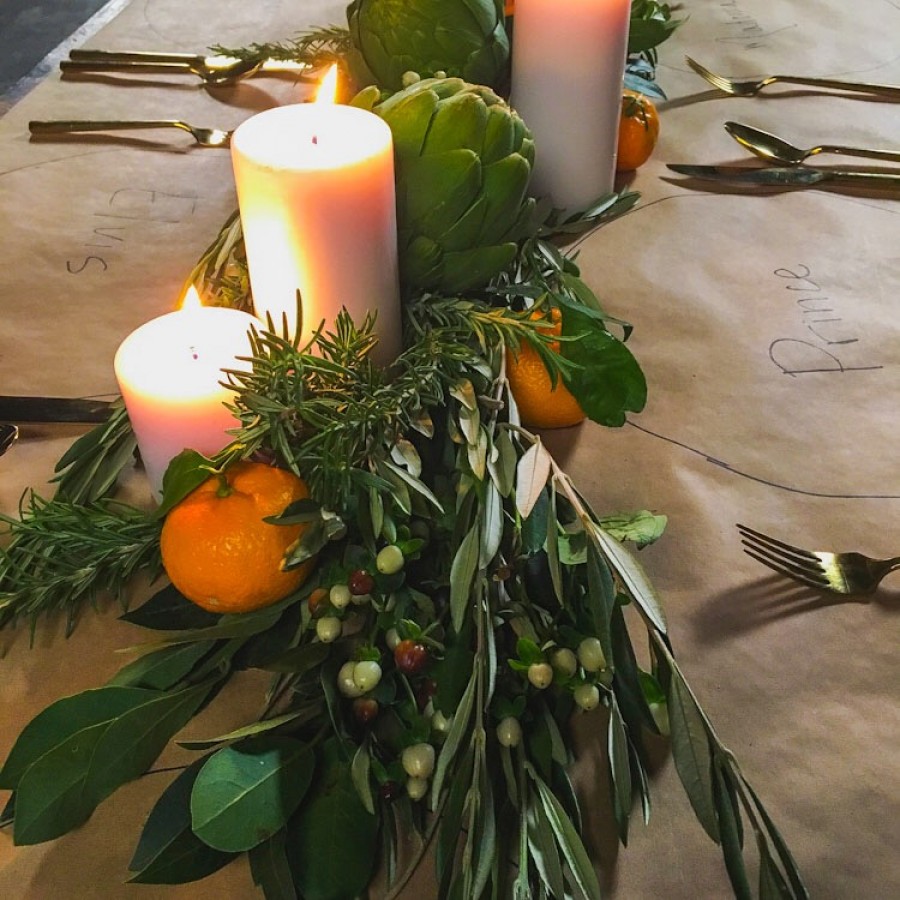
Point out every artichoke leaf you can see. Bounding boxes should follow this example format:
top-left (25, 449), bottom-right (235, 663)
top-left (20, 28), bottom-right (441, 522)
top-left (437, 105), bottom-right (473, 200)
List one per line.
top-left (480, 155), bottom-right (531, 243)
top-left (441, 245), bottom-right (518, 293)
top-left (404, 150), bottom-right (482, 228)
top-left (426, 92), bottom-right (490, 155)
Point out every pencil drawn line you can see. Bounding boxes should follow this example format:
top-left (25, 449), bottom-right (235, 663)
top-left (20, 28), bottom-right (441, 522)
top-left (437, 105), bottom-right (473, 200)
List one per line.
top-left (626, 421), bottom-right (900, 500)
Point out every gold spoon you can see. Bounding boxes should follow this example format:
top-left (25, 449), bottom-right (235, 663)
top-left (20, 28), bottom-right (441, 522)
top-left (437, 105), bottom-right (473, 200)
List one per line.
top-left (725, 121), bottom-right (900, 166)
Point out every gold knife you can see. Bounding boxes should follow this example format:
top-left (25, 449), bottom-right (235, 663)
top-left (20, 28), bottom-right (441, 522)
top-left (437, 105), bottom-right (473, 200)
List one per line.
top-left (667, 164), bottom-right (900, 190)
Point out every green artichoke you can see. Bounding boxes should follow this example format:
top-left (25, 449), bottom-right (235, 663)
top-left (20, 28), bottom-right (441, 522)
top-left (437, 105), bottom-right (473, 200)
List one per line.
top-left (358, 77), bottom-right (536, 296)
top-left (346, 0), bottom-right (510, 92)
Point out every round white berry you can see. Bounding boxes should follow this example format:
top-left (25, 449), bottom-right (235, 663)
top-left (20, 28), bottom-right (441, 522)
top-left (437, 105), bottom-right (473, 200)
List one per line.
top-left (401, 742), bottom-right (436, 779)
top-left (316, 616), bottom-right (342, 643)
top-left (329, 584), bottom-right (352, 609)
top-left (337, 661), bottom-right (364, 698)
top-left (406, 776), bottom-right (428, 801)
top-left (551, 648), bottom-right (578, 678)
top-left (352, 660), bottom-right (383, 692)
top-left (496, 716), bottom-right (523, 748)
top-left (527, 662), bottom-right (554, 689)
top-left (574, 684), bottom-right (601, 711)
top-left (577, 637), bottom-right (607, 673)
top-left (376, 545), bottom-right (405, 575)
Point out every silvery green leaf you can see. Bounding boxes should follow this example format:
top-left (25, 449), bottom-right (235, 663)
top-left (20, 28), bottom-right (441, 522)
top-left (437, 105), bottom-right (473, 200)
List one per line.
top-left (409, 407), bottom-right (434, 438)
top-left (450, 521), bottom-right (481, 632)
top-left (608, 697), bottom-right (633, 844)
top-left (382, 459), bottom-right (443, 511)
top-left (178, 711), bottom-right (307, 751)
top-left (450, 378), bottom-right (478, 411)
top-left (714, 761), bottom-right (752, 900)
top-left (390, 438), bottom-right (422, 477)
top-left (431, 672), bottom-right (476, 805)
top-left (758, 837), bottom-right (794, 899)
top-left (368, 486), bottom-right (384, 539)
top-left (480, 482), bottom-right (503, 569)
top-left (459, 402), bottom-right (481, 446)
top-left (526, 799), bottom-right (566, 898)
top-left (515, 440), bottom-right (552, 520)
top-left (469, 763), bottom-right (496, 898)
top-left (668, 672), bottom-right (718, 842)
top-left (545, 488), bottom-right (563, 605)
top-left (446, 412), bottom-right (465, 445)
top-left (528, 766), bottom-right (602, 900)
top-left (590, 522), bottom-right (668, 634)
top-left (487, 427), bottom-right (516, 497)
top-left (467, 427), bottom-right (488, 481)
top-left (376, 461), bottom-right (412, 515)
top-left (351, 739), bottom-right (375, 815)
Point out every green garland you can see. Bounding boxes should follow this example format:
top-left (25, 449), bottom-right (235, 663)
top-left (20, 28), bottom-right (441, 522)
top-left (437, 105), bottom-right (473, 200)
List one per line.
top-left (0, 4), bottom-right (807, 899)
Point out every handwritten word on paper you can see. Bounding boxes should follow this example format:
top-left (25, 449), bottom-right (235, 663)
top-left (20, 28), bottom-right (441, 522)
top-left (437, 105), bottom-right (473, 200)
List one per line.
top-left (767, 264), bottom-right (883, 377)
top-left (714, 0), bottom-right (795, 50)
top-left (66, 189), bottom-right (197, 276)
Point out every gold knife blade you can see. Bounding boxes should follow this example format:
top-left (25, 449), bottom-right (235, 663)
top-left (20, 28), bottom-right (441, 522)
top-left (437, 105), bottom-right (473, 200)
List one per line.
top-left (667, 164), bottom-right (900, 190)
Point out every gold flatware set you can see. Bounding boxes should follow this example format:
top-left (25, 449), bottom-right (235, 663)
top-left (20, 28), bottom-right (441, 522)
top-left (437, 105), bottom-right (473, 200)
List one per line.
top-left (668, 57), bottom-right (900, 193)
top-left (30, 119), bottom-right (232, 147)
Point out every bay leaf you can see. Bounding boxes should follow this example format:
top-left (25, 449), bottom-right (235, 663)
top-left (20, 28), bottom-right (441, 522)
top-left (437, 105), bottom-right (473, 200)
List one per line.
top-left (192, 737), bottom-right (314, 852)
top-left (515, 440), bottom-right (551, 520)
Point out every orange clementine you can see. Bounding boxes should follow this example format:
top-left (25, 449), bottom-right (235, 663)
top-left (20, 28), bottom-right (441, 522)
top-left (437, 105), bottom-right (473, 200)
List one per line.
top-left (506, 309), bottom-right (585, 429)
top-left (616, 90), bottom-right (660, 172)
top-left (160, 461), bottom-right (316, 614)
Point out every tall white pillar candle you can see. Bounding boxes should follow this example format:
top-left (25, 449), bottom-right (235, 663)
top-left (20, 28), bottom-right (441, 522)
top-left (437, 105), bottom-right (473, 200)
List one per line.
top-left (114, 291), bottom-right (256, 498)
top-left (230, 72), bottom-right (401, 365)
top-left (511, 0), bottom-right (631, 214)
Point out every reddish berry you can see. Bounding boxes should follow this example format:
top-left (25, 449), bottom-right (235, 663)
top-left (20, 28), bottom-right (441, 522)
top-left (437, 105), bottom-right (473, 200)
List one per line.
top-left (307, 587), bottom-right (330, 618)
top-left (416, 678), bottom-right (438, 710)
top-left (394, 639), bottom-right (429, 675)
top-left (348, 569), bottom-right (376, 596)
top-left (352, 697), bottom-right (379, 724)
top-left (378, 780), bottom-right (401, 801)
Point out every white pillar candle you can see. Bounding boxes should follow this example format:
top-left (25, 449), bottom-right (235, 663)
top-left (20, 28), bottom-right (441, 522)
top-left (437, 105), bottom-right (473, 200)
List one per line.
top-left (114, 290), bottom-right (256, 498)
top-left (511, 0), bottom-right (631, 214)
top-left (230, 68), bottom-right (401, 365)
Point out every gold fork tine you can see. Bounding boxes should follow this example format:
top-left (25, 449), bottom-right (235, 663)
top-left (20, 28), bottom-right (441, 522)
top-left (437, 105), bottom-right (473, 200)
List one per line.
top-left (685, 56), bottom-right (729, 92)
top-left (736, 524), bottom-right (820, 563)
top-left (739, 544), bottom-right (832, 589)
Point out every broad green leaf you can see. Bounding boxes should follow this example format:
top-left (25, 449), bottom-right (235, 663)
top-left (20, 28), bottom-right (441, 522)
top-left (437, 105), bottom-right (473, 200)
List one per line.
top-left (608, 698), bottom-right (633, 845)
top-left (178, 710), bottom-right (307, 751)
top-left (155, 450), bottom-right (216, 518)
top-left (155, 603), bottom-right (286, 645)
top-left (515, 440), bottom-right (552, 520)
top-left (120, 584), bottom-right (220, 631)
top-left (610, 606), bottom-right (657, 734)
top-left (108, 642), bottom-right (214, 691)
top-left (13, 681), bottom-right (212, 845)
top-left (597, 510), bottom-right (667, 548)
top-left (450, 521), bottom-right (481, 633)
top-left (128, 759), bottom-right (234, 884)
top-left (668, 673), bottom-right (718, 842)
top-left (286, 747), bottom-right (377, 900)
top-left (0, 686), bottom-right (153, 790)
top-left (192, 737), bottom-right (314, 852)
top-left (559, 305), bottom-right (646, 426)
top-left (591, 522), bottom-right (668, 634)
top-left (528, 766), bottom-right (602, 900)
top-left (249, 830), bottom-right (298, 900)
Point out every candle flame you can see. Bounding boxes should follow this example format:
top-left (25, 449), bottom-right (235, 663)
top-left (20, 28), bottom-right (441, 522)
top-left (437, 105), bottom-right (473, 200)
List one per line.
top-left (314, 64), bottom-right (339, 105)
top-left (180, 285), bottom-right (203, 311)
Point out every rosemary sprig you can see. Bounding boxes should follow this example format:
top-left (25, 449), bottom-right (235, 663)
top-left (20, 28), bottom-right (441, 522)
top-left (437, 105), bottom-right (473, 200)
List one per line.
top-left (210, 25), bottom-right (352, 69)
top-left (0, 493), bottom-right (162, 634)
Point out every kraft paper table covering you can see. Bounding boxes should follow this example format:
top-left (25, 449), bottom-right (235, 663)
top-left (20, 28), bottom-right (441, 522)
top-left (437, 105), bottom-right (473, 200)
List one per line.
top-left (1, 0), bottom-right (898, 897)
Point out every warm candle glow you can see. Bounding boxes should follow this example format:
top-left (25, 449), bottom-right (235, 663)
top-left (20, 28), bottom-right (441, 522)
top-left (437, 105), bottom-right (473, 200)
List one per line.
top-left (180, 284), bottom-right (203, 312)
top-left (315, 64), bottom-right (339, 105)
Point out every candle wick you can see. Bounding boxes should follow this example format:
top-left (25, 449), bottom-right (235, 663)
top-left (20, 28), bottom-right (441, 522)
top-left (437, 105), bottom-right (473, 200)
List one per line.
top-left (312, 134), bottom-right (318, 146)
top-left (190, 346), bottom-right (199, 361)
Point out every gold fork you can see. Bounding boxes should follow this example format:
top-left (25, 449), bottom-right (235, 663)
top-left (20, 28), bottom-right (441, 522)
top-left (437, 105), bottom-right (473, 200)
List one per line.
top-left (737, 524), bottom-right (900, 595)
top-left (29, 120), bottom-right (232, 147)
top-left (686, 56), bottom-right (900, 100)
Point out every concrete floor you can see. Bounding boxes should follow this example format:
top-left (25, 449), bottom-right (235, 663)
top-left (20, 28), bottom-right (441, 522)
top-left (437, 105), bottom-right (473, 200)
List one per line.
top-left (0, 0), bottom-right (116, 102)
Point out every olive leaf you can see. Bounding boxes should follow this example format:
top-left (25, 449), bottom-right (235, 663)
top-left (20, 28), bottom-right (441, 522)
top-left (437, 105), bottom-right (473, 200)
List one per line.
top-left (515, 439), bottom-right (551, 520)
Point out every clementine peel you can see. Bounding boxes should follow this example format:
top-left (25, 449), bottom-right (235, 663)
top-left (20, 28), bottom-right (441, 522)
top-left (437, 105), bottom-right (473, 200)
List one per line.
top-left (506, 310), bottom-right (585, 429)
top-left (160, 461), bottom-right (315, 614)
top-left (616, 90), bottom-right (660, 172)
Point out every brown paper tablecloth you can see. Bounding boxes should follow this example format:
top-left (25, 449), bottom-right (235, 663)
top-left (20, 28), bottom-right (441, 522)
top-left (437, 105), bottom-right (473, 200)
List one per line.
top-left (1, 1), bottom-right (899, 897)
